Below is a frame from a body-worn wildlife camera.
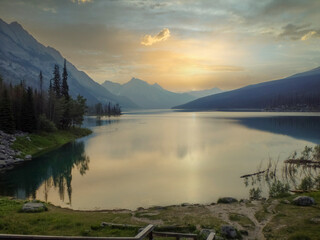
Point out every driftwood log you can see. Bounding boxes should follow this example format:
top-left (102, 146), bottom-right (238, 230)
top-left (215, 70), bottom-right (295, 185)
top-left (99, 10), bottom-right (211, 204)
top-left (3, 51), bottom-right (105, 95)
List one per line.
top-left (240, 170), bottom-right (266, 178)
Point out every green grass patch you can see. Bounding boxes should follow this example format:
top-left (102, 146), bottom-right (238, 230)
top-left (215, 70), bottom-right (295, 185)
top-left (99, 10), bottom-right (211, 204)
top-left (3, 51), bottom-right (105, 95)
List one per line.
top-left (263, 191), bottom-right (320, 239)
top-left (255, 204), bottom-right (270, 223)
top-left (0, 197), bottom-right (139, 237)
top-left (229, 213), bottom-right (255, 229)
top-left (11, 128), bottom-right (92, 157)
top-left (0, 197), bottom-right (225, 237)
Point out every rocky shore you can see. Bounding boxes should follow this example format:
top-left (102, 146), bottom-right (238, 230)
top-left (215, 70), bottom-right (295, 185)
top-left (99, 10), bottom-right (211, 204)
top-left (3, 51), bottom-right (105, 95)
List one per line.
top-left (0, 130), bottom-right (31, 171)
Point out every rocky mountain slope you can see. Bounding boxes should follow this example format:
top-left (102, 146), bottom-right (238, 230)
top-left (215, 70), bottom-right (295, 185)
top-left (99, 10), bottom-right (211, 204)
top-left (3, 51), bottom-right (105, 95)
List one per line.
top-left (0, 19), bottom-right (136, 107)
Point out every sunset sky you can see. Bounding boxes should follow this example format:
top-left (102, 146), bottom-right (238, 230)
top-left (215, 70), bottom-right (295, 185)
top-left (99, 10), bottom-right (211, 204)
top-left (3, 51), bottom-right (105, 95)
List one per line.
top-left (0, 0), bottom-right (320, 91)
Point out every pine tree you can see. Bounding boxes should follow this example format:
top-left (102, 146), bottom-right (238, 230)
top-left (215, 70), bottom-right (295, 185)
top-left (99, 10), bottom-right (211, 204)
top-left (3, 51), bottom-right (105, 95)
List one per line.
top-left (61, 59), bottom-right (71, 128)
top-left (53, 64), bottom-right (61, 98)
top-left (0, 88), bottom-right (15, 133)
top-left (38, 71), bottom-right (44, 114)
top-left (39, 71), bottom-right (43, 93)
top-left (48, 79), bottom-right (54, 121)
top-left (61, 59), bottom-right (69, 99)
top-left (21, 87), bottom-right (36, 132)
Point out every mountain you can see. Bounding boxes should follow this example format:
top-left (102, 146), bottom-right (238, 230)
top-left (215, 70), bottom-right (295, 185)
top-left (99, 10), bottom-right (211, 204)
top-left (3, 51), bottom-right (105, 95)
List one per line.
top-left (0, 19), bottom-right (136, 108)
top-left (186, 87), bottom-right (223, 98)
top-left (173, 67), bottom-right (320, 110)
top-left (102, 78), bottom-right (196, 109)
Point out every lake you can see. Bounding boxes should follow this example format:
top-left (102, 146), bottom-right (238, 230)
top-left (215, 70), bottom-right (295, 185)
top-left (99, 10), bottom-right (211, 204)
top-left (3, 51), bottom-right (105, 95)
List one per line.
top-left (1, 111), bottom-right (320, 210)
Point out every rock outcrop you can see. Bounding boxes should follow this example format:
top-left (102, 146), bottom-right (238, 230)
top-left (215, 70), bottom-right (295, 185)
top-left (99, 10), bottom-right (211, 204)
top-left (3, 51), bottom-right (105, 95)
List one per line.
top-left (0, 130), bottom-right (29, 171)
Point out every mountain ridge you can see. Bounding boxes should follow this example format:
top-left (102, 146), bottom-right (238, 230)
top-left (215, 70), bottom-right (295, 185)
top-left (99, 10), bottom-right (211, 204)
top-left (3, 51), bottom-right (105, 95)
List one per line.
top-left (173, 67), bottom-right (320, 110)
top-left (102, 78), bottom-right (223, 109)
top-left (0, 18), bottom-right (137, 108)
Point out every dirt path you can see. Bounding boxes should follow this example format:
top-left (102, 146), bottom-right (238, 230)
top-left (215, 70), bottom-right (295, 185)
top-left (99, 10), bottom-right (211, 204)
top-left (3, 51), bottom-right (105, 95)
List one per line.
top-left (207, 200), bottom-right (279, 240)
top-left (130, 200), bottom-right (280, 240)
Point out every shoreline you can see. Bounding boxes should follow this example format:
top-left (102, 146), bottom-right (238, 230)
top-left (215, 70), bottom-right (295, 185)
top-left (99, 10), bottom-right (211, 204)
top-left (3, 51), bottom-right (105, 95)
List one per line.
top-left (0, 192), bottom-right (319, 239)
top-left (0, 128), bottom-right (92, 172)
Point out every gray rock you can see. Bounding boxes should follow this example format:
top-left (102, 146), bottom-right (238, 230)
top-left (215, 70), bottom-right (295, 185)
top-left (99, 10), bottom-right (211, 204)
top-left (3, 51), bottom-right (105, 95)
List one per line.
top-left (21, 202), bottom-right (47, 212)
top-left (200, 229), bottom-right (214, 239)
top-left (0, 162), bottom-right (7, 168)
top-left (0, 153), bottom-right (6, 160)
top-left (292, 196), bottom-right (315, 206)
top-left (181, 203), bottom-right (192, 207)
top-left (25, 155), bottom-right (32, 161)
top-left (217, 197), bottom-right (238, 204)
top-left (221, 225), bottom-right (237, 239)
top-left (282, 199), bottom-right (290, 204)
top-left (240, 199), bottom-right (250, 204)
top-left (13, 158), bottom-right (24, 164)
top-left (310, 217), bottom-right (320, 223)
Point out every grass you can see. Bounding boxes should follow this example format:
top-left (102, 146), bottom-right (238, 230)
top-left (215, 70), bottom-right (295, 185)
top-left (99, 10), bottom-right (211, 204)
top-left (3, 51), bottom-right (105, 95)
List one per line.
top-left (11, 127), bottom-right (92, 158)
top-left (0, 197), bottom-right (224, 237)
top-left (0, 197), bottom-right (138, 237)
top-left (1, 193), bottom-right (320, 239)
top-left (263, 192), bottom-right (320, 240)
top-left (255, 203), bottom-right (271, 223)
top-left (229, 213), bottom-right (255, 229)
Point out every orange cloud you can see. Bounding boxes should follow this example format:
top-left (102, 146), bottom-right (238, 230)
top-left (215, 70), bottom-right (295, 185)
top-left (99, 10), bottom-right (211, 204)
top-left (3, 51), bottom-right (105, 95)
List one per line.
top-left (141, 28), bottom-right (170, 46)
top-left (301, 31), bottom-right (317, 40)
top-left (71, 0), bottom-right (93, 4)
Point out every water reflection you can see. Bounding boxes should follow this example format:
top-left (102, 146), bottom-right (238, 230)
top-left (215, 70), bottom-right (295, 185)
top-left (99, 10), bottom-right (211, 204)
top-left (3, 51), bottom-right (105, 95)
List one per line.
top-left (0, 141), bottom-right (90, 205)
top-left (83, 116), bottom-right (120, 128)
top-left (232, 116), bottom-right (320, 144)
top-left (1, 113), bottom-right (320, 210)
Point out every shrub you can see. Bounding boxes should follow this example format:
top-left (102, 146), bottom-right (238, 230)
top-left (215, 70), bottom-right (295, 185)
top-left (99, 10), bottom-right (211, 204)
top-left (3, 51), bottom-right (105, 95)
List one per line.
top-left (38, 114), bottom-right (57, 132)
top-left (249, 187), bottom-right (262, 200)
top-left (269, 180), bottom-right (290, 198)
top-left (299, 176), bottom-right (314, 191)
top-left (313, 145), bottom-right (320, 161)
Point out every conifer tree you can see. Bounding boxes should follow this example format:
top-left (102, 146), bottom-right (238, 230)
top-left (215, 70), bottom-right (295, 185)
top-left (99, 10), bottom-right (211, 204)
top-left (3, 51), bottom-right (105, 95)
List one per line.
top-left (61, 59), bottom-right (69, 99)
top-left (61, 59), bottom-right (71, 128)
top-left (21, 87), bottom-right (36, 132)
top-left (38, 71), bottom-right (44, 114)
top-left (53, 64), bottom-right (61, 98)
top-left (0, 88), bottom-right (15, 133)
top-left (39, 71), bottom-right (43, 93)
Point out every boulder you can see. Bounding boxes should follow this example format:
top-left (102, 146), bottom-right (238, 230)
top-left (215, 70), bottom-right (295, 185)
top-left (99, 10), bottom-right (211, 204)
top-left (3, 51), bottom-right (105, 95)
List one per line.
top-left (12, 158), bottom-right (24, 164)
top-left (217, 197), bottom-right (238, 204)
top-left (25, 155), bottom-right (32, 161)
top-left (21, 202), bottom-right (47, 212)
top-left (181, 203), bottom-right (192, 207)
top-left (292, 196), bottom-right (315, 206)
top-left (0, 153), bottom-right (6, 160)
top-left (0, 162), bottom-right (6, 168)
top-left (221, 225), bottom-right (237, 239)
top-left (200, 229), bottom-right (214, 239)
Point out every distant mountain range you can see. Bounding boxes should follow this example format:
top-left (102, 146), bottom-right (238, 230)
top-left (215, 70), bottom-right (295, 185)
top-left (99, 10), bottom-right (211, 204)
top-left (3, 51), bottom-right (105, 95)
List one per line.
top-left (174, 67), bottom-right (320, 110)
top-left (0, 19), bottom-right (136, 107)
top-left (102, 79), bottom-right (223, 109)
top-left (186, 87), bottom-right (223, 98)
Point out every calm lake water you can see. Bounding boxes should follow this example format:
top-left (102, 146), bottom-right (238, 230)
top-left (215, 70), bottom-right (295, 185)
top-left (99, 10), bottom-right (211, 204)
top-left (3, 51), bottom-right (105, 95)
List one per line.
top-left (1, 111), bottom-right (320, 210)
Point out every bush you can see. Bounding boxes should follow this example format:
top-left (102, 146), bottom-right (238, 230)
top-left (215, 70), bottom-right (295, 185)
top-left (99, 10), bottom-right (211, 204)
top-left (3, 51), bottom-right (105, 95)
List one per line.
top-left (299, 176), bottom-right (314, 191)
top-left (38, 114), bottom-right (57, 132)
top-left (249, 187), bottom-right (262, 200)
top-left (313, 145), bottom-right (320, 161)
top-left (269, 180), bottom-right (290, 198)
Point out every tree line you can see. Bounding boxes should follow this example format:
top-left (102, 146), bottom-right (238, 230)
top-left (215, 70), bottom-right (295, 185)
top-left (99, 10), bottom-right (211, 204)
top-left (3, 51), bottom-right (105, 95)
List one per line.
top-left (0, 59), bottom-right (86, 133)
top-left (87, 102), bottom-right (122, 117)
top-left (266, 93), bottom-right (320, 111)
